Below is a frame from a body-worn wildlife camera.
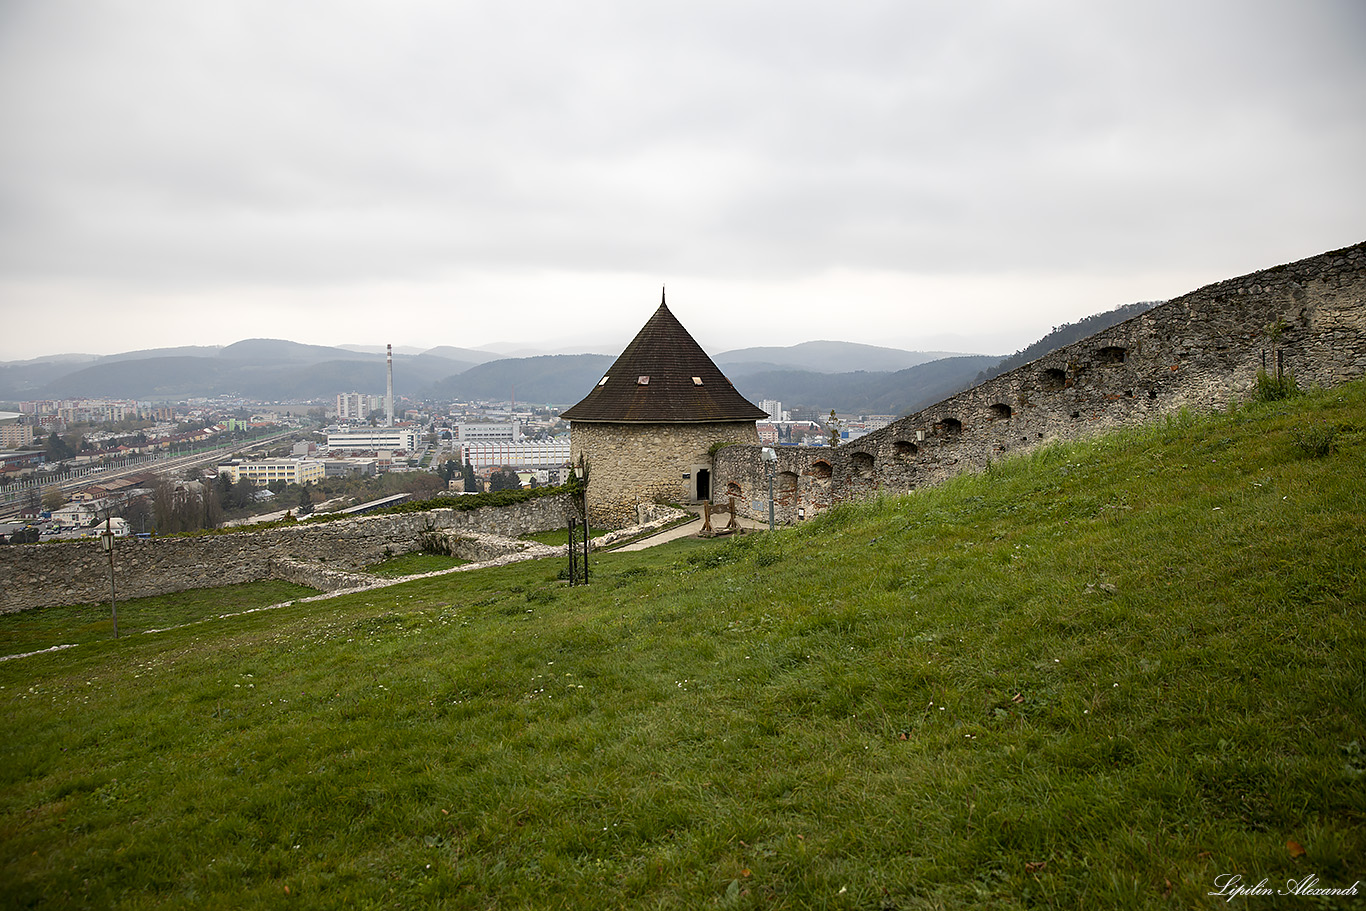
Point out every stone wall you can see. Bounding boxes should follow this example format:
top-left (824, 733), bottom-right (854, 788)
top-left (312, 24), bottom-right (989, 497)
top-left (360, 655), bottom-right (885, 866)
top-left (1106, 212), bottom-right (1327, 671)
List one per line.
top-left (571, 421), bottom-right (759, 527)
top-left (0, 494), bottom-right (573, 613)
top-left (716, 241), bottom-right (1366, 523)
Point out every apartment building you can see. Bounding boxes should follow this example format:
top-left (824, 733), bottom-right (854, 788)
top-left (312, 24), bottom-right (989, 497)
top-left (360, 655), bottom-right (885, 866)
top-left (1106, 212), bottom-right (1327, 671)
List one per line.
top-left (0, 422), bottom-right (36, 448)
top-left (218, 459), bottom-right (325, 487)
top-left (335, 393), bottom-right (383, 422)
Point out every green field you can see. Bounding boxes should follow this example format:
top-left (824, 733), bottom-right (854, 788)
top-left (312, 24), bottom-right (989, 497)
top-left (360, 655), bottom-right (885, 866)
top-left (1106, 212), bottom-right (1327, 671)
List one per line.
top-left (364, 553), bottom-right (470, 578)
top-left (2, 382), bottom-right (1364, 909)
top-left (0, 580), bottom-right (320, 657)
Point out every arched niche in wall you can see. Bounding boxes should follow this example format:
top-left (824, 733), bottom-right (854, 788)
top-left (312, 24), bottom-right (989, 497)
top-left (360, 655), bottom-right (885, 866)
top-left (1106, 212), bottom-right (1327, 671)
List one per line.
top-left (940, 417), bottom-right (962, 435)
top-left (988, 403), bottom-right (1012, 421)
top-left (726, 481), bottom-right (742, 498)
top-left (777, 471), bottom-right (798, 493)
top-left (1097, 346), bottom-right (1127, 365)
top-left (893, 440), bottom-right (918, 457)
top-left (809, 460), bottom-right (833, 479)
top-left (851, 451), bottom-right (874, 477)
top-left (1041, 368), bottom-right (1067, 391)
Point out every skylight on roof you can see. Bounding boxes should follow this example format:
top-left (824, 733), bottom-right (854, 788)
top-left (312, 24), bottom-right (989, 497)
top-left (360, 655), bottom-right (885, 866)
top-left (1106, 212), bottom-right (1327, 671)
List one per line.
top-left (597, 376), bottom-right (609, 386)
top-left (692, 376), bottom-right (703, 385)
top-left (637, 376), bottom-right (649, 385)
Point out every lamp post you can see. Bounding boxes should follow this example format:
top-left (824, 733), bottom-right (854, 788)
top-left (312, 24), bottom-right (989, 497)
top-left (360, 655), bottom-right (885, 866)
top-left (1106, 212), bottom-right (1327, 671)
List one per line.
top-left (761, 447), bottom-right (777, 531)
top-left (99, 512), bottom-right (118, 639)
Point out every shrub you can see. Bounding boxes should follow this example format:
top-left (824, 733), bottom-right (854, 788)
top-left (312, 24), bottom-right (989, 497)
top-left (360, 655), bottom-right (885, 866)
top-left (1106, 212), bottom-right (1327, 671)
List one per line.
top-left (1291, 421), bottom-right (1338, 458)
top-left (417, 528), bottom-right (455, 556)
top-left (687, 545), bottom-right (742, 569)
top-left (1253, 367), bottom-right (1300, 402)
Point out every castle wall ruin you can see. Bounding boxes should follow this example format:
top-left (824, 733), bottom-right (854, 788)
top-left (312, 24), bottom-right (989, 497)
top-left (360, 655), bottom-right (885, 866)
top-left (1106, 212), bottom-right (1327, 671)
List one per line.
top-left (0, 494), bottom-right (572, 613)
top-left (715, 241), bottom-right (1366, 524)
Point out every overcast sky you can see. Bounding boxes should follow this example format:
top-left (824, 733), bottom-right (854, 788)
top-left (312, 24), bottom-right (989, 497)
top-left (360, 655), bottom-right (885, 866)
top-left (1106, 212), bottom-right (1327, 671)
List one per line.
top-left (1, 0), bottom-right (1363, 363)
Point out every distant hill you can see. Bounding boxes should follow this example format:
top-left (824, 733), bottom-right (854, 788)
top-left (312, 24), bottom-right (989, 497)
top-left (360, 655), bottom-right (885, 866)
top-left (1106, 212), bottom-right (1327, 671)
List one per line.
top-left (473, 342), bottom-right (616, 358)
top-left (0, 353), bottom-right (102, 366)
top-left (0, 304), bottom-right (1148, 408)
top-left (734, 355), bottom-right (997, 417)
top-left (423, 349), bottom-right (994, 415)
top-left (40, 356), bottom-right (234, 399)
top-left (93, 345), bottom-right (224, 364)
top-left (217, 339), bottom-right (373, 364)
top-left (23, 339), bottom-right (475, 400)
top-left (419, 346), bottom-right (504, 366)
top-left (0, 356), bottom-right (102, 399)
top-left (716, 341), bottom-right (973, 375)
top-left (973, 302), bottom-right (1162, 384)
top-left (337, 344), bottom-right (426, 356)
top-left (428, 354), bottom-right (614, 406)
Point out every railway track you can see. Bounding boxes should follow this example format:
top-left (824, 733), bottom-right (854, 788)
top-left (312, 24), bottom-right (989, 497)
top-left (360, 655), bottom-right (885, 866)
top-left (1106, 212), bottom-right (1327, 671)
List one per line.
top-left (0, 431), bottom-right (296, 521)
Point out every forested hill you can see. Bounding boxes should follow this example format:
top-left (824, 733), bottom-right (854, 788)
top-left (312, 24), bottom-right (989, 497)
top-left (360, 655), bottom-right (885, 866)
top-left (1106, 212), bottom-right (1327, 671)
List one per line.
top-left (426, 354), bottom-right (614, 406)
top-left (974, 301), bottom-right (1161, 384)
top-left (732, 355), bottom-right (997, 417)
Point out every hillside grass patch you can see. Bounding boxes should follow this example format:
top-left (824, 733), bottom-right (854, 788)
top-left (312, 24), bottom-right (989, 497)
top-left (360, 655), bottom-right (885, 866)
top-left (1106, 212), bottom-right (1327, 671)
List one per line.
top-left (520, 527), bottom-right (609, 547)
top-left (363, 552), bottom-right (469, 578)
top-left (2, 381), bottom-right (1364, 908)
top-left (0, 580), bottom-right (318, 656)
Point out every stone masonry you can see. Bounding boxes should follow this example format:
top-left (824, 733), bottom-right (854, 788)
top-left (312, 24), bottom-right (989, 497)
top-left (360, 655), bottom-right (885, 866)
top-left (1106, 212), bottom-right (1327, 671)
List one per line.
top-left (572, 421), bottom-right (759, 528)
top-left (714, 241), bottom-right (1366, 524)
top-left (0, 494), bottom-right (573, 613)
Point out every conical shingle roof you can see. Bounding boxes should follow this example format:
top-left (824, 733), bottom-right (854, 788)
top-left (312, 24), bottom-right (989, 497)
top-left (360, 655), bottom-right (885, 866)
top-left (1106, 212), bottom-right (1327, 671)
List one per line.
top-left (561, 293), bottom-right (767, 423)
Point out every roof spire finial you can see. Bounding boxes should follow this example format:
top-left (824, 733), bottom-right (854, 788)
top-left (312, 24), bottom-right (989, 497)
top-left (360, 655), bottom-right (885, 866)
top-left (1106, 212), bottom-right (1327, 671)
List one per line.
top-left (661, 285), bottom-right (666, 308)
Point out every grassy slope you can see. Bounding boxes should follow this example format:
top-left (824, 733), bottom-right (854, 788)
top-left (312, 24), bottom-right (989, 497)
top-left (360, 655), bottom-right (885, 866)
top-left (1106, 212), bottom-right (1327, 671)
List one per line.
top-left (0, 581), bottom-right (321, 657)
top-left (2, 383), bottom-right (1364, 910)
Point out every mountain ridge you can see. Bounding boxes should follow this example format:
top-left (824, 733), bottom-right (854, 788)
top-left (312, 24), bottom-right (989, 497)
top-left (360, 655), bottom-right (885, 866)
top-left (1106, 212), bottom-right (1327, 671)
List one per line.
top-left (0, 301), bottom-right (1156, 408)
top-left (715, 340), bottom-right (979, 374)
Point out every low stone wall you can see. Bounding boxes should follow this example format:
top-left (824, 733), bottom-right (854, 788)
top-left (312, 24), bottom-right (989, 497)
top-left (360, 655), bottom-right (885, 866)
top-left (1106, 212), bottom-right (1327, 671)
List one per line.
top-left (594, 505), bottom-right (691, 549)
top-left (0, 494), bottom-right (573, 613)
top-left (635, 502), bottom-right (687, 526)
top-left (439, 530), bottom-right (541, 563)
top-left (716, 241), bottom-right (1366, 523)
top-left (272, 559), bottom-right (374, 593)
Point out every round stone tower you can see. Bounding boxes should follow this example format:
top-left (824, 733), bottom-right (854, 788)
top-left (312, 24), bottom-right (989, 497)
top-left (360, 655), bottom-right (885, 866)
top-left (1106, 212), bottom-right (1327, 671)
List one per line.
top-left (561, 291), bottom-right (767, 527)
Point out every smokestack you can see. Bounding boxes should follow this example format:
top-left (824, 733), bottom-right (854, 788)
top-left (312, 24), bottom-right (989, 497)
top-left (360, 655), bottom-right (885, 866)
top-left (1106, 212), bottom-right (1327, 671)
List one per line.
top-left (386, 344), bottom-right (394, 427)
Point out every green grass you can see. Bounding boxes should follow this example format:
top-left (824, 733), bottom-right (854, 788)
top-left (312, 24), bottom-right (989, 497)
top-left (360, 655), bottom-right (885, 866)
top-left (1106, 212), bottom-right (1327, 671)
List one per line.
top-left (0, 580), bottom-right (319, 656)
top-left (523, 517), bottom-right (697, 551)
top-left (520, 527), bottom-right (608, 547)
top-left (364, 552), bottom-right (469, 577)
top-left (3, 383), bottom-right (1365, 909)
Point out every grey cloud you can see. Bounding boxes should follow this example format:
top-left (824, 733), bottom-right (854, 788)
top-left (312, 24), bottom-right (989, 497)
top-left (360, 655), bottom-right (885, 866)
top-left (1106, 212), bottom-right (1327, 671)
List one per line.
top-left (0, 0), bottom-right (1362, 358)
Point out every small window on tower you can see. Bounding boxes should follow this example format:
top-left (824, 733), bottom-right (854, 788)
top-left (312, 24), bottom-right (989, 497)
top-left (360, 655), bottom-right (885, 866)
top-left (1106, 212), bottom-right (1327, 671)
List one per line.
top-left (637, 376), bottom-right (649, 385)
top-left (597, 376), bottom-right (609, 386)
top-left (692, 376), bottom-right (703, 385)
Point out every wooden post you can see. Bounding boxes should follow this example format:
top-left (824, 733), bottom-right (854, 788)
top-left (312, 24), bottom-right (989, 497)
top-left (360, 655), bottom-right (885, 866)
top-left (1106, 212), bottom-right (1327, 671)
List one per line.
top-left (101, 513), bottom-right (118, 639)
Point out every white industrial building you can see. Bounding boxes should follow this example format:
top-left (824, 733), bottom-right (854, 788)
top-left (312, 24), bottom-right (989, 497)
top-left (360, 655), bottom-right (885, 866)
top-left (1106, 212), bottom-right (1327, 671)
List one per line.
top-left (463, 440), bottom-right (570, 470)
top-left (326, 428), bottom-right (418, 452)
top-left (457, 422), bottom-right (521, 443)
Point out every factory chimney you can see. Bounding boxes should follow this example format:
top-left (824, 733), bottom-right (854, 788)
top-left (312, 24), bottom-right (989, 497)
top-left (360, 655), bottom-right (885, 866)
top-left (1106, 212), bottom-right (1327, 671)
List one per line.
top-left (386, 344), bottom-right (394, 427)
